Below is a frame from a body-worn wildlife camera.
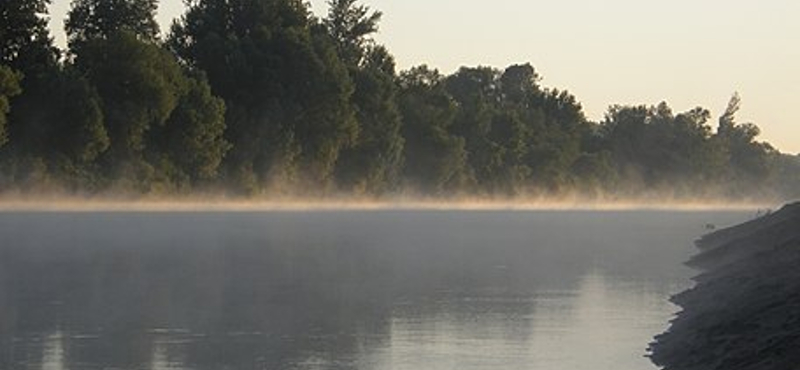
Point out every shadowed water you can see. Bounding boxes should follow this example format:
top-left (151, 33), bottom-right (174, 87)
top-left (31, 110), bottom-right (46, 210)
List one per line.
top-left (0, 209), bottom-right (751, 370)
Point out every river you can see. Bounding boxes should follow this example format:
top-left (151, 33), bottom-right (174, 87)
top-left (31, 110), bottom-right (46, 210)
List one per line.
top-left (0, 209), bottom-right (752, 370)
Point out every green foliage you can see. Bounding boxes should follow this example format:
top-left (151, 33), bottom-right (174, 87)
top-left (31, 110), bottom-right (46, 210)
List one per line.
top-left (446, 66), bottom-right (505, 190)
top-left (295, 25), bottom-right (358, 186)
top-left (0, 0), bottom-right (53, 66)
top-left (1, 0), bottom-right (61, 159)
top-left (0, 66), bottom-right (22, 147)
top-left (66, 0), bottom-right (159, 49)
top-left (324, 0), bottom-right (382, 65)
top-left (528, 89), bottom-right (585, 188)
top-left (323, 2), bottom-right (402, 194)
top-left (2, 3), bottom-right (61, 122)
top-left (170, 0), bottom-right (357, 191)
top-left (74, 31), bottom-right (186, 166)
top-left (600, 103), bottom-right (715, 191)
top-left (0, 0), bottom-right (109, 189)
top-left (441, 64), bottom-right (587, 194)
top-left (0, 1), bottom-right (794, 200)
top-left (593, 95), bottom-right (783, 197)
top-left (711, 94), bottom-right (777, 195)
top-left (55, 69), bottom-right (109, 164)
top-left (334, 45), bottom-right (404, 194)
top-left (160, 73), bottom-right (230, 182)
top-left (398, 66), bottom-right (469, 193)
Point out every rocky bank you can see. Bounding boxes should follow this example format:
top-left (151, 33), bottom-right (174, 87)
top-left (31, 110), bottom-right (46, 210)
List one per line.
top-left (649, 202), bottom-right (800, 369)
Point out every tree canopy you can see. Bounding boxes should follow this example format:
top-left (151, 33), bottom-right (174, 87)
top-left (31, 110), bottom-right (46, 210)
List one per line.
top-left (0, 0), bottom-right (53, 65)
top-left (0, 0), bottom-right (795, 200)
top-left (66, 0), bottom-right (159, 48)
top-left (0, 66), bottom-right (22, 148)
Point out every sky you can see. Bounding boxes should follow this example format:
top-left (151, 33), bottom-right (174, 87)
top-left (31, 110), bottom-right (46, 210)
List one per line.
top-left (48, 0), bottom-right (800, 154)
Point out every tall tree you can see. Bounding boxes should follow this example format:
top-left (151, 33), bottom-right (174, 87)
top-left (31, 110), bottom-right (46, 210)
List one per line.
top-left (170, 0), bottom-right (357, 192)
top-left (66, 0), bottom-right (182, 189)
top-left (445, 66), bottom-right (503, 190)
top-left (712, 93), bottom-right (776, 194)
top-left (528, 88), bottom-right (586, 190)
top-left (0, 0), bottom-right (54, 66)
top-left (717, 92), bottom-right (741, 135)
top-left (444, 64), bottom-right (583, 194)
top-left (65, 0), bottom-right (233, 191)
top-left (600, 104), bottom-right (656, 187)
top-left (399, 66), bottom-right (469, 193)
top-left (324, 0), bottom-right (382, 65)
top-left (72, 31), bottom-right (185, 171)
top-left (323, 1), bottom-right (403, 193)
top-left (335, 46), bottom-right (404, 193)
top-left (1, 0), bottom-right (63, 176)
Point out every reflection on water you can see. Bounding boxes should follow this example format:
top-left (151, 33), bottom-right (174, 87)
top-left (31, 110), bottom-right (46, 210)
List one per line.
top-left (0, 210), bottom-right (750, 370)
top-left (379, 272), bottom-right (683, 370)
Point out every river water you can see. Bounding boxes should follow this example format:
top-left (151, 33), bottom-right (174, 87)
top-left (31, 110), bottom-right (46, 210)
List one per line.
top-left (0, 209), bottom-right (751, 370)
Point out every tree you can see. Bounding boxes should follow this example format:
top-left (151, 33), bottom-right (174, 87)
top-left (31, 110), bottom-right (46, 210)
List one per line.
top-left (323, 1), bottom-right (403, 194)
top-left (499, 63), bottom-right (539, 104)
top-left (54, 69), bottom-right (109, 165)
top-left (65, 0), bottom-right (159, 50)
top-left (594, 98), bottom-right (780, 196)
top-left (61, 0), bottom-right (235, 191)
top-left (324, 0), bottom-right (382, 65)
top-left (445, 66), bottom-right (504, 190)
top-left (507, 80), bottom-right (585, 192)
top-left (73, 31), bottom-right (186, 169)
top-left (335, 46), bottom-right (404, 193)
top-left (718, 92), bottom-right (741, 135)
top-left (669, 107), bottom-right (715, 184)
top-left (399, 66), bottom-right (469, 193)
top-left (0, 0), bottom-right (53, 66)
top-left (0, 66), bottom-right (22, 148)
top-left (25, 69), bottom-right (111, 192)
top-left (498, 65), bottom-right (553, 190)
top-left (170, 0), bottom-right (357, 192)
top-left (712, 93), bottom-right (776, 194)
top-left (158, 73), bottom-right (230, 182)
top-left (1, 0), bottom-right (63, 176)
top-left (443, 64), bottom-right (585, 194)
top-left (295, 24), bottom-right (358, 187)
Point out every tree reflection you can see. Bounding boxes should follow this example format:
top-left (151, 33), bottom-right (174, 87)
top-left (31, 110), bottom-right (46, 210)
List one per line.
top-left (0, 210), bottom-right (710, 370)
top-left (0, 213), bottom-right (400, 370)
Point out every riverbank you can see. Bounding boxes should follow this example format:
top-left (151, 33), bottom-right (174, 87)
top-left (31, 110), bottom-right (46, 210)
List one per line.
top-left (649, 202), bottom-right (800, 369)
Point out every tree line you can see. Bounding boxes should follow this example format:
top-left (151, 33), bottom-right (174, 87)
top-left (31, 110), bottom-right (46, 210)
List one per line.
top-left (1, 0), bottom-right (798, 200)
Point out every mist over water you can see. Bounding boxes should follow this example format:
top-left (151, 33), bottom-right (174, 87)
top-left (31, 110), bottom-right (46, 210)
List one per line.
top-left (0, 209), bottom-right (752, 370)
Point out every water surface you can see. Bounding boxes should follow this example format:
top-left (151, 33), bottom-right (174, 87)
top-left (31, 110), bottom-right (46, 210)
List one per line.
top-left (0, 209), bottom-right (751, 370)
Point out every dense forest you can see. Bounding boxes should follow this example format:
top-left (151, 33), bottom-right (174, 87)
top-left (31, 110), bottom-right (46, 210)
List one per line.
top-left (1, 0), bottom-right (798, 200)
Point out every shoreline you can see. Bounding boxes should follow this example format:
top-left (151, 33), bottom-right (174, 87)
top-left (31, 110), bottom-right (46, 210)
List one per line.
top-left (649, 202), bottom-right (800, 369)
top-left (0, 198), bottom-right (774, 213)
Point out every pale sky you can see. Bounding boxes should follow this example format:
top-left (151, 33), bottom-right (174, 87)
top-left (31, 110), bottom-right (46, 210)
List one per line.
top-left (48, 0), bottom-right (799, 154)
